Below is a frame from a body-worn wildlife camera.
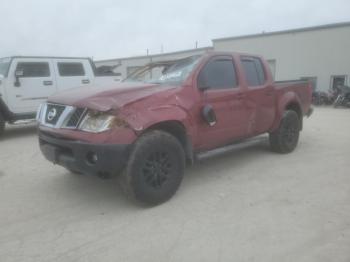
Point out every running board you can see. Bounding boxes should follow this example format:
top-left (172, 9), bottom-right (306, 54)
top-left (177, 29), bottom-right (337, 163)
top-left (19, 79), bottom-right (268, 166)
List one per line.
top-left (195, 136), bottom-right (267, 161)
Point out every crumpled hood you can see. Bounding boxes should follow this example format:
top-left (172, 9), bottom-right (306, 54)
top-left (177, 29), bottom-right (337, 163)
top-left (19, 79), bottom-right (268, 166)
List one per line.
top-left (48, 82), bottom-right (177, 111)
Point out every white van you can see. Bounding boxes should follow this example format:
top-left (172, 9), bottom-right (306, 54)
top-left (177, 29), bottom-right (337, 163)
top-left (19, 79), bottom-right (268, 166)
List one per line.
top-left (0, 56), bottom-right (121, 136)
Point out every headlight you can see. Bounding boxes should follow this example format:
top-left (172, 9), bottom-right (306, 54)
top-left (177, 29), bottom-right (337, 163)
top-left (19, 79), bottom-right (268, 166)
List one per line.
top-left (78, 111), bottom-right (116, 133)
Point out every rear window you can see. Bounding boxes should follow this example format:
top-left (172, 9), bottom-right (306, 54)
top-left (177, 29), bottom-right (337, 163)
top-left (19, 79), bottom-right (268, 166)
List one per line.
top-left (241, 57), bottom-right (266, 86)
top-left (16, 62), bottom-right (50, 77)
top-left (58, 62), bottom-right (85, 76)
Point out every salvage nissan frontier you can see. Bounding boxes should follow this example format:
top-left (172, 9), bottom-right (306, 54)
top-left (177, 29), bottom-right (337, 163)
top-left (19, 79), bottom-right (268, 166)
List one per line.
top-left (37, 52), bottom-right (313, 205)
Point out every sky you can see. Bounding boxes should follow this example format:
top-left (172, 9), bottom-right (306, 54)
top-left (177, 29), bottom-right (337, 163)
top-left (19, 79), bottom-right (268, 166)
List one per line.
top-left (0, 0), bottom-right (349, 60)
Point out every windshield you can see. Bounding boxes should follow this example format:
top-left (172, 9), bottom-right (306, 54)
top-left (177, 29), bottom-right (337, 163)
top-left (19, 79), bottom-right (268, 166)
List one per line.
top-left (0, 57), bottom-right (11, 77)
top-left (124, 55), bottom-right (202, 84)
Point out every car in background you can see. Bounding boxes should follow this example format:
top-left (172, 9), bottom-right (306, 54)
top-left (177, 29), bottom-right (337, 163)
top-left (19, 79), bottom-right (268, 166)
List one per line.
top-left (0, 56), bottom-right (121, 136)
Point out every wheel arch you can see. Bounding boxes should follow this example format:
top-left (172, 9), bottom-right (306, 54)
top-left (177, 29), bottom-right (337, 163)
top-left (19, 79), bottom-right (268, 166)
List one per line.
top-left (0, 96), bottom-right (13, 121)
top-left (285, 102), bottom-right (303, 130)
top-left (270, 92), bottom-right (303, 132)
top-left (142, 120), bottom-right (194, 164)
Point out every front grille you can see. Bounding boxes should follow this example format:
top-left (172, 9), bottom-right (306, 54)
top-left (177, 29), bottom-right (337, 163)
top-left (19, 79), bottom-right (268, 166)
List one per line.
top-left (39, 103), bottom-right (87, 129)
top-left (65, 108), bottom-right (86, 128)
top-left (45, 104), bottom-right (66, 125)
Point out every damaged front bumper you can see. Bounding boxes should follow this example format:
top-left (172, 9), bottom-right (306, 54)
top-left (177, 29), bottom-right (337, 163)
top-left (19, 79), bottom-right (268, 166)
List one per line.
top-left (39, 131), bottom-right (130, 177)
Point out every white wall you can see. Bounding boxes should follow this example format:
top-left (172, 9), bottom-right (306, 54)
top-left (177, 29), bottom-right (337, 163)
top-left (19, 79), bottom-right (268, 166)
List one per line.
top-left (213, 25), bottom-right (350, 91)
top-left (95, 24), bottom-right (350, 91)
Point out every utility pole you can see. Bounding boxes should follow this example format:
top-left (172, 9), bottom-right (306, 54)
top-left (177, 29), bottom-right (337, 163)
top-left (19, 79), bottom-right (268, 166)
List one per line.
top-left (146, 49), bottom-right (149, 56)
top-left (161, 44), bottom-right (164, 53)
top-left (195, 41), bottom-right (198, 49)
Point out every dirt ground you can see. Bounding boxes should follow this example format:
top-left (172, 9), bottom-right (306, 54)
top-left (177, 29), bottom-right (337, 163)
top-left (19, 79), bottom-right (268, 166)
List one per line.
top-left (0, 107), bottom-right (349, 262)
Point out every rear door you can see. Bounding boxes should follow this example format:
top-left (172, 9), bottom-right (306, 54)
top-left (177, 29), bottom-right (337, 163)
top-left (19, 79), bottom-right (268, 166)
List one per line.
top-left (240, 56), bottom-right (275, 134)
top-left (6, 58), bottom-right (56, 114)
top-left (53, 59), bottom-right (94, 91)
top-left (196, 55), bottom-right (250, 150)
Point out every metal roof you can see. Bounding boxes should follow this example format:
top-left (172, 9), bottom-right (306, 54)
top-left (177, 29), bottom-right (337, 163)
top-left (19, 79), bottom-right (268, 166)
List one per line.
top-left (96, 46), bottom-right (213, 63)
top-left (7, 56), bottom-right (92, 59)
top-left (212, 21), bottom-right (350, 42)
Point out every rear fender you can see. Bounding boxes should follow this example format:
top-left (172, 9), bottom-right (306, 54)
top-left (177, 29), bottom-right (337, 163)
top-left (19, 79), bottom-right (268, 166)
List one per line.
top-left (269, 91), bottom-right (302, 132)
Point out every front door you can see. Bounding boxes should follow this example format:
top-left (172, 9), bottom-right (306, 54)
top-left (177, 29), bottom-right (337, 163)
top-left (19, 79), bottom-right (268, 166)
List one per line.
top-left (196, 56), bottom-right (249, 150)
top-left (6, 58), bottom-right (57, 114)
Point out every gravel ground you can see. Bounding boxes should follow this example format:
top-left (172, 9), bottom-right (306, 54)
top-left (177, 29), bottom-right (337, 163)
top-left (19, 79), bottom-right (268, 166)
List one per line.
top-left (0, 107), bottom-right (349, 262)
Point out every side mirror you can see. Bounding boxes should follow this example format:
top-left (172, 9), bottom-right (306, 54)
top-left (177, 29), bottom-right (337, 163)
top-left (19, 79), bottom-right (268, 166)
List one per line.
top-left (14, 69), bottom-right (24, 87)
top-left (202, 104), bottom-right (217, 126)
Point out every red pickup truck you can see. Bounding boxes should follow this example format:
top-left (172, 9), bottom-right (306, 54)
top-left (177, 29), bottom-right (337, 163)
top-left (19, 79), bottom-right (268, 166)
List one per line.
top-left (37, 52), bottom-right (313, 205)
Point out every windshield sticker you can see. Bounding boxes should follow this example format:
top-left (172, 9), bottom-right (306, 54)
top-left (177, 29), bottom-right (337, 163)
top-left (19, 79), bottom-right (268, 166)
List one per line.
top-left (159, 71), bottom-right (182, 81)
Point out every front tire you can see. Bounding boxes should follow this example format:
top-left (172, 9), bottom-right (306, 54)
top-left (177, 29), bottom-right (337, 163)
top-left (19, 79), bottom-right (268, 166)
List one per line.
top-left (0, 112), bottom-right (5, 137)
top-left (120, 130), bottom-right (185, 206)
top-left (269, 110), bottom-right (300, 154)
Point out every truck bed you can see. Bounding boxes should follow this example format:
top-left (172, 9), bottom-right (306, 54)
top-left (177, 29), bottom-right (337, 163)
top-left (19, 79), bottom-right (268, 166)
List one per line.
top-left (274, 80), bottom-right (312, 115)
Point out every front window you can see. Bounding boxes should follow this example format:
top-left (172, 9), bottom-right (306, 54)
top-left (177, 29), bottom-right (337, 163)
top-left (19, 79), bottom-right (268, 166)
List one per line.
top-left (16, 62), bottom-right (50, 77)
top-left (198, 58), bottom-right (238, 89)
top-left (124, 55), bottom-right (202, 85)
top-left (0, 57), bottom-right (11, 77)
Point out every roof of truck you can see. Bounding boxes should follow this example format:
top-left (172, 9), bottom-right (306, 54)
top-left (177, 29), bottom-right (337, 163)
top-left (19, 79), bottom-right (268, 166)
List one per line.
top-left (4, 56), bottom-right (92, 60)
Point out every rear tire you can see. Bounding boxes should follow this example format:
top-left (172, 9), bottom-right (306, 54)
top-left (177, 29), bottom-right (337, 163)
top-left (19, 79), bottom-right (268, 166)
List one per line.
top-left (120, 130), bottom-right (185, 206)
top-left (269, 110), bottom-right (300, 154)
top-left (0, 112), bottom-right (5, 137)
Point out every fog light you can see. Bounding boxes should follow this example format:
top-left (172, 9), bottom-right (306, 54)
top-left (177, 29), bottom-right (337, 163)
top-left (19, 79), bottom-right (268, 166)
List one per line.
top-left (86, 152), bottom-right (98, 165)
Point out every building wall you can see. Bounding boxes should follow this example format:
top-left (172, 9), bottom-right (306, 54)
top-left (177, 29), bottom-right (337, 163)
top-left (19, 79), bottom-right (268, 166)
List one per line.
top-left (213, 25), bottom-right (350, 91)
top-left (95, 23), bottom-right (350, 92)
top-left (95, 47), bottom-right (212, 79)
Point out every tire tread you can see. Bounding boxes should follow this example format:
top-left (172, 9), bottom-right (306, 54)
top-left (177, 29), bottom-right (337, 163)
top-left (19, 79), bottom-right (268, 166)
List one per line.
top-left (269, 110), bottom-right (300, 154)
top-left (120, 130), bottom-right (185, 206)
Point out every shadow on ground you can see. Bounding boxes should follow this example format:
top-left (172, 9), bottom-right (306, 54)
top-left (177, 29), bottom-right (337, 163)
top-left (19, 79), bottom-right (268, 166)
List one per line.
top-left (0, 124), bottom-right (37, 141)
top-left (46, 135), bottom-right (275, 209)
top-left (48, 171), bottom-right (143, 212)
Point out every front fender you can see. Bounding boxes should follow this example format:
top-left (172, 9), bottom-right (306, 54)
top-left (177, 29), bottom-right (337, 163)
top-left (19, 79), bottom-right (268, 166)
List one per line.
top-left (123, 105), bottom-right (194, 136)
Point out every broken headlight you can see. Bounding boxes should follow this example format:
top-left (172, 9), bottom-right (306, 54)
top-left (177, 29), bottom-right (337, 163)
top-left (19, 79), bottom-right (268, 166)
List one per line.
top-left (78, 111), bottom-right (116, 133)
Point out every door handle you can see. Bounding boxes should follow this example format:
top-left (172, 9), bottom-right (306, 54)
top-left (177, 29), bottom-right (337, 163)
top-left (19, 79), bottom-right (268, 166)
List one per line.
top-left (82, 79), bottom-right (90, 84)
top-left (43, 80), bottom-right (53, 86)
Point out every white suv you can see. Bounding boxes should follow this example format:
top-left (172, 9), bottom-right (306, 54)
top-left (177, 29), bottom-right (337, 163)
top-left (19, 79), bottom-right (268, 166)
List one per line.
top-left (0, 56), bottom-right (121, 136)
